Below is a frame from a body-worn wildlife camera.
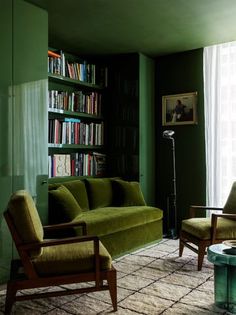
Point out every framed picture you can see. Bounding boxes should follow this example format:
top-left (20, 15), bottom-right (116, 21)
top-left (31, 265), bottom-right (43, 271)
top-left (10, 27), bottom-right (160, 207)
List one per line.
top-left (162, 92), bottom-right (197, 126)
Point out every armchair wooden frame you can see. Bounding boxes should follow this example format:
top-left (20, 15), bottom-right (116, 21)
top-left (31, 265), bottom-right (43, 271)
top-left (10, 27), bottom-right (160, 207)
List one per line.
top-left (179, 205), bottom-right (236, 271)
top-left (4, 211), bottom-right (117, 314)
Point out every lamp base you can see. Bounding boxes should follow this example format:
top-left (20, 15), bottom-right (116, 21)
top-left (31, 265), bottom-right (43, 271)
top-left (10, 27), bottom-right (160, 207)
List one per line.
top-left (164, 228), bottom-right (178, 240)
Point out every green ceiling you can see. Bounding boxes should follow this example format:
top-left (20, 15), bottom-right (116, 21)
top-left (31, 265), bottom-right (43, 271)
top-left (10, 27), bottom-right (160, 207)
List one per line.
top-left (26, 0), bottom-right (236, 57)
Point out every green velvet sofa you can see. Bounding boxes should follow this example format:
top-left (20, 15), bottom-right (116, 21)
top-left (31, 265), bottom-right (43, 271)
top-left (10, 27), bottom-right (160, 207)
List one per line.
top-left (48, 177), bottom-right (163, 258)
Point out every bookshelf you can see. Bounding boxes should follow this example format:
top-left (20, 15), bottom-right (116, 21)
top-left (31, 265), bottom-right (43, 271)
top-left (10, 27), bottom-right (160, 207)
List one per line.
top-left (48, 49), bottom-right (107, 178)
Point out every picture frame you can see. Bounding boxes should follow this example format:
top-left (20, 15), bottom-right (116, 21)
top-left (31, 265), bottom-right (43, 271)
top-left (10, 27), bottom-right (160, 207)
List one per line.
top-left (162, 92), bottom-right (197, 126)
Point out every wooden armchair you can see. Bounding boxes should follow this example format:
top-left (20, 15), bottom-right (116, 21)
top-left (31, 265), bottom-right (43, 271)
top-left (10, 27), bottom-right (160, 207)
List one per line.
top-left (179, 182), bottom-right (236, 270)
top-left (4, 190), bottom-right (117, 314)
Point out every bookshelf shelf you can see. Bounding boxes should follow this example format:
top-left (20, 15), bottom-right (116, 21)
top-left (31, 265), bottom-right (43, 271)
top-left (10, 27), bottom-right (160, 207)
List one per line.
top-left (48, 144), bottom-right (104, 149)
top-left (48, 73), bottom-right (104, 90)
top-left (48, 49), bottom-right (107, 178)
top-left (48, 109), bottom-right (103, 120)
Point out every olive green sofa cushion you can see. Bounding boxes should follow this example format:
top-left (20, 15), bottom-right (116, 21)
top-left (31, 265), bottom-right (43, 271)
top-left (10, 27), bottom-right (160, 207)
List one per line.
top-left (49, 179), bottom-right (89, 211)
top-left (182, 217), bottom-right (236, 240)
top-left (74, 206), bottom-right (162, 237)
top-left (49, 185), bottom-right (82, 222)
top-left (85, 178), bottom-right (113, 209)
top-left (112, 179), bottom-right (146, 206)
top-left (33, 240), bottom-right (112, 276)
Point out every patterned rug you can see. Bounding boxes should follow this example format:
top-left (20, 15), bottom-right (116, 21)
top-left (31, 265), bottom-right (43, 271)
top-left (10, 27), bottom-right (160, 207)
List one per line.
top-left (0, 239), bottom-right (232, 314)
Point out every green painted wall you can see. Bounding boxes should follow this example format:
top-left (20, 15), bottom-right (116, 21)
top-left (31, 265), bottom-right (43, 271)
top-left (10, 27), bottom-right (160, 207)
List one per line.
top-left (155, 49), bottom-right (206, 234)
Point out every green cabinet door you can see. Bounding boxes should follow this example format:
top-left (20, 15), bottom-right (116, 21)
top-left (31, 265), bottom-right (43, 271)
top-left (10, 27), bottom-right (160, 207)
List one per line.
top-left (0, 0), bottom-right (48, 283)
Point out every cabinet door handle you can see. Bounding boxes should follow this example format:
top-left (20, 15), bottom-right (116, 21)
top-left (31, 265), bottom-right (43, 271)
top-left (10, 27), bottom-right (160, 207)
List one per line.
top-left (41, 180), bottom-right (47, 185)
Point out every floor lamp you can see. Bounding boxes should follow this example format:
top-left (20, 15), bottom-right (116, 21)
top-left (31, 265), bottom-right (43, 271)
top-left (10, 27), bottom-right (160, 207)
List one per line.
top-left (163, 130), bottom-right (177, 239)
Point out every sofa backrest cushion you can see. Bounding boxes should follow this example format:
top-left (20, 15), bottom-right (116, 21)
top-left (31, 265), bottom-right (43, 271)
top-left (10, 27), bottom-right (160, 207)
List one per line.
top-left (49, 180), bottom-right (89, 211)
top-left (112, 179), bottom-right (146, 206)
top-left (49, 185), bottom-right (82, 223)
top-left (85, 178), bottom-right (113, 209)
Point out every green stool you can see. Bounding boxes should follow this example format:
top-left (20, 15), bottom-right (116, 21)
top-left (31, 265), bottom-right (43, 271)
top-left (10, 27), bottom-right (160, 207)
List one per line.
top-left (208, 243), bottom-right (236, 313)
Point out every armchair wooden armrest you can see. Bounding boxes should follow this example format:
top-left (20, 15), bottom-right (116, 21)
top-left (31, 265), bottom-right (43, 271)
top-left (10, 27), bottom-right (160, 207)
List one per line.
top-left (189, 205), bottom-right (223, 218)
top-left (43, 221), bottom-right (87, 235)
top-left (20, 234), bottom-right (99, 250)
top-left (211, 213), bottom-right (236, 243)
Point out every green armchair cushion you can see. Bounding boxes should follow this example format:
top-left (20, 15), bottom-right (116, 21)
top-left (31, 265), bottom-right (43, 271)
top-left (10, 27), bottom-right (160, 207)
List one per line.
top-left (223, 182), bottom-right (236, 214)
top-left (85, 178), bottom-right (113, 209)
top-left (112, 179), bottom-right (146, 206)
top-left (49, 185), bottom-right (82, 222)
top-left (182, 217), bottom-right (236, 240)
top-left (8, 190), bottom-right (43, 258)
top-left (33, 240), bottom-right (112, 276)
top-left (49, 180), bottom-right (89, 211)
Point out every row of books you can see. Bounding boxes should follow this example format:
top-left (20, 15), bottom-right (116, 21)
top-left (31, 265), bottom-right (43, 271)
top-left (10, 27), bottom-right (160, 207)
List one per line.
top-left (48, 118), bottom-right (104, 146)
top-left (48, 90), bottom-right (102, 115)
top-left (48, 50), bottom-right (108, 86)
top-left (48, 152), bottom-right (106, 177)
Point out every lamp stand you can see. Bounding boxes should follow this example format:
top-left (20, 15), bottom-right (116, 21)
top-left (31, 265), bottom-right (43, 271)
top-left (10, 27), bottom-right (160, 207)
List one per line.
top-left (163, 130), bottom-right (177, 239)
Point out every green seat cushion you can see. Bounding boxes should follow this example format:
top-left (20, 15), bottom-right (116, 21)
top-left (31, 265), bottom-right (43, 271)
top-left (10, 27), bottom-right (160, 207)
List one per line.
top-left (85, 178), bottom-right (113, 209)
top-left (33, 240), bottom-right (112, 276)
top-left (49, 180), bottom-right (89, 211)
top-left (182, 217), bottom-right (236, 240)
top-left (49, 185), bottom-right (82, 223)
top-left (8, 190), bottom-right (43, 258)
top-left (223, 182), bottom-right (236, 214)
top-left (75, 206), bottom-right (163, 237)
top-left (112, 179), bottom-right (146, 206)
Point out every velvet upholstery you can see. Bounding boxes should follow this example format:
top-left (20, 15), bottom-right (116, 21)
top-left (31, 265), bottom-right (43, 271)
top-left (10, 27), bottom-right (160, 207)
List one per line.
top-left (49, 185), bottom-right (82, 222)
top-left (85, 178), bottom-right (113, 209)
top-left (49, 179), bottom-right (89, 211)
top-left (74, 206), bottom-right (162, 237)
top-left (34, 240), bottom-right (112, 276)
top-left (4, 189), bottom-right (117, 314)
top-left (48, 177), bottom-right (163, 258)
top-left (100, 220), bottom-right (163, 258)
top-left (179, 181), bottom-right (236, 271)
top-left (223, 182), bottom-right (236, 214)
top-left (112, 179), bottom-right (146, 206)
top-left (182, 217), bottom-right (236, 239)
top-left (8, 190), bottom-right (43, 258)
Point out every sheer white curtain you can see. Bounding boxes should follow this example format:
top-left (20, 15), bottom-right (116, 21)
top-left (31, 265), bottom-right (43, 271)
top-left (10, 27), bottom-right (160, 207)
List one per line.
top-left (204, 42), bottom-right (236, 208)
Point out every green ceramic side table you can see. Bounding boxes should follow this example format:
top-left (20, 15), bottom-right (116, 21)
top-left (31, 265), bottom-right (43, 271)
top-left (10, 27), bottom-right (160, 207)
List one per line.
top-left (208, 243), bottom-right (236, 313)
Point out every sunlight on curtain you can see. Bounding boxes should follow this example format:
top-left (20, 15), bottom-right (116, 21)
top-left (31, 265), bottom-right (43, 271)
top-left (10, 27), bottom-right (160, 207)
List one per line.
top-left (12, 79), bottom-right (48, 198)
top-left (204, 41), bottom-right (236, 208)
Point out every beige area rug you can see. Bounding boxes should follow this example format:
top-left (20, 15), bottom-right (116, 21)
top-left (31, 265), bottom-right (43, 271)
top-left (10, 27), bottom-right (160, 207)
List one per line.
top-left (0, 239), bottom-right (233, 315)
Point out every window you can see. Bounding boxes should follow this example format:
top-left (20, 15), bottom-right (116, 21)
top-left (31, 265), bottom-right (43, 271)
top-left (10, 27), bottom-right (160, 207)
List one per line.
top-left (204, 42), bottom-right (236, 208)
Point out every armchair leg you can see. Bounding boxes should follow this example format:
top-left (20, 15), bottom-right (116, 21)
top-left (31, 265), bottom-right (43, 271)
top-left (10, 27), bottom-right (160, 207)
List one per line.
top-left (5, 282), bottom-right (17, 315)
top-left (107, 268), bottom-right (117, 311)
top-left (179, 238), bottom-right (184, 257)
top-left (198, 244), bottom-right (206, 271)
